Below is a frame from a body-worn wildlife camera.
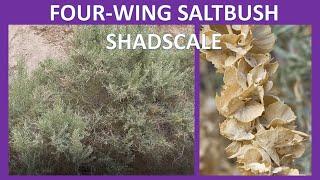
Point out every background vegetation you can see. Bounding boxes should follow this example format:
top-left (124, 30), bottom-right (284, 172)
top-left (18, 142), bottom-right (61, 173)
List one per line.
top-left (9, 26), bottom-right (194, 175)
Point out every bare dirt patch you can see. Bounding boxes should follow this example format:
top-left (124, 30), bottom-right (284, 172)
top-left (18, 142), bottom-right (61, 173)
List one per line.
top-left (8, 25), bottom-right (193, 73)
top-left (9, 25), bottom-right (73, 72)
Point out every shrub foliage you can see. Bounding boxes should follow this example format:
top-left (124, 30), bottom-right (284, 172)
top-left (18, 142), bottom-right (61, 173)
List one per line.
top-left (9, 26), bottom-right (194, 175)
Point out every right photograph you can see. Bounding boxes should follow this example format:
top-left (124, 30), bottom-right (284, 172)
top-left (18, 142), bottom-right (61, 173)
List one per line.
top-left (200, 25), bottom-right (311, 176)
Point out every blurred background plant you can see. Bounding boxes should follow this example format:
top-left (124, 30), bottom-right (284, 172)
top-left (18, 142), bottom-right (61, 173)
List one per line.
top-left (200, 25), bottom-right (311, 175)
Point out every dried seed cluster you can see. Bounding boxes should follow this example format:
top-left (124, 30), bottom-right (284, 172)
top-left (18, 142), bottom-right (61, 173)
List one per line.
top-left (201, 25), bottom-right (309, 175)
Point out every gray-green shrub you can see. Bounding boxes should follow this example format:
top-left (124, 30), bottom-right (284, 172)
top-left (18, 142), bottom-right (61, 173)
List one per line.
top-left (9, 26), bottom-right (194, 175)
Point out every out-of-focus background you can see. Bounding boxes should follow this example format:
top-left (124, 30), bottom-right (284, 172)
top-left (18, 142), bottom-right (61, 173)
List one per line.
top-left (200, 25), bottom-right (312, 175)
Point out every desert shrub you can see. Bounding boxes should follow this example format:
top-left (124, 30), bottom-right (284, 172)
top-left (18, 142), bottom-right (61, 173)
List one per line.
top-left (9, 26), bottom-right (194, 175)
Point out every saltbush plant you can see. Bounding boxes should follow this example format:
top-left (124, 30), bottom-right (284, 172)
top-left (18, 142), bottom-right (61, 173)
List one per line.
top-left (9, 26), bottom-right (194, 175)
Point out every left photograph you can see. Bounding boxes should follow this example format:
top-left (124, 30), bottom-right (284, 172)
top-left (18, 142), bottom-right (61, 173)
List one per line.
top-left (9, 25), bottom-right (194, 175)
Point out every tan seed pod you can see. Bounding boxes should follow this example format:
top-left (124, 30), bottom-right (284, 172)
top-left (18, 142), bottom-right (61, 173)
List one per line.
top-left (263, 101), bottom-right (296, 128)
top-left (219, 119), bottom-right (254, 141)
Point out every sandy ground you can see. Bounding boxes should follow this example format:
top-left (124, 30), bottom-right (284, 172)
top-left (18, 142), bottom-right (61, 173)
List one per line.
top-left (8, 25), bottom-right (192, 73)
top-left (9, 25), bottom-right (73, 73)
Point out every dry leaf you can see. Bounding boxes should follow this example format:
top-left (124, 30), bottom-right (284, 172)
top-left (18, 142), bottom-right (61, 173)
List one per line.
top-left (272, 167), bottom-right (299, 175)
top-left (204, 50), bottom-right (228, 73)
top-left (223, 66), bottom-right (247, 89)
top-left (251, 25), bottom-right (276, 54)
top-left (263, 94), bottom-right (280, 106)
top-left (216, 83), bottom-right (245, 116)
top-left (220, 119), bottom-right (254, 141)
top-left (254, 127), bottom-right (307, 166)
top-left (247, 64), bottom-right (268, 86)
top-left (241, 162), bottom-right (270, 174)
top-left (225, 141), bottom-right (242, 158)
top-left (245, 53), bottom-right (271, 67)
top-left (233, 101), bottom-right (264, 122)
top-left (263, 101), bottom-right (296, 127)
